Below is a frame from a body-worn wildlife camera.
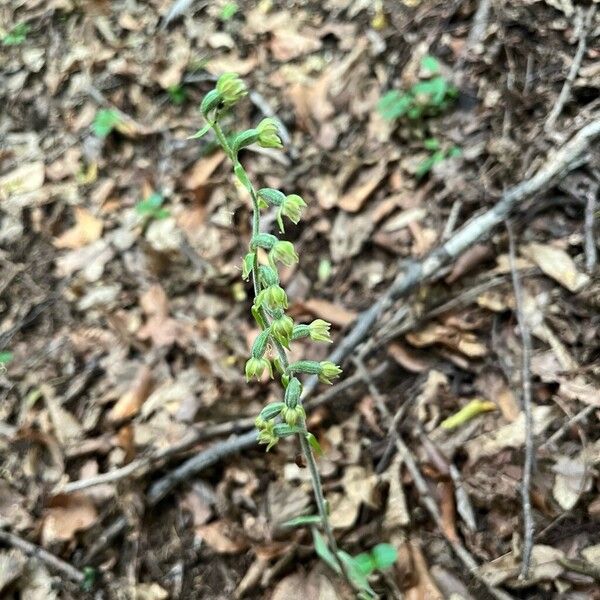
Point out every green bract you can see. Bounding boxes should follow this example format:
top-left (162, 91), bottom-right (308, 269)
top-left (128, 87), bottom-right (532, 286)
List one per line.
top-left (256, 117), bottom-right (283, 149)
top-left (216, 72), bottom-right (247, 107)
top-left (284, 377), bottom-right (303, 408)
top-left (270, 240), bottom-right (299, 266)
top-left (258, 188), bottom-right (286, 206)
top-left (251, 328), bottom-right (271, 359)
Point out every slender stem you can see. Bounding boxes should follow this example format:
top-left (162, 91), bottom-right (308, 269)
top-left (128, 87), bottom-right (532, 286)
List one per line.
top-left (210, 117), bottom-right (349, 584)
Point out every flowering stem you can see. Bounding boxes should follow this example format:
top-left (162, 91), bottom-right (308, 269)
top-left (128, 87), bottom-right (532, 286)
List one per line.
top-left (209, 119), bottom-right (347, 582)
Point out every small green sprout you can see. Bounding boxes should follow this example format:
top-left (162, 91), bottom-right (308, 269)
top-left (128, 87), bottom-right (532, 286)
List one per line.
top-left (2, 23), bottom-right (30, 46)
top-left (0, 351), bottom-right (13, 365)
top-left (415, 138), bottom-right (461, 179)
top-left (219, 1), bottom-right (239, 21)
top-left (92, 109), bottom-right (122, 138)
top-left (135, 192), bottom-right (170, 220)
top-left (167, 84), bottom-right (187, 105)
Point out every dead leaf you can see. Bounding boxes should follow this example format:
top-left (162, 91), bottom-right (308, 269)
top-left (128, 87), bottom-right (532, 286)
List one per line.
top-left (126, 583), bottom-right (169, 600)
top-left (54, 207), bottom-right (103, 249)
top-left (0, 162), bottom-right (45, 195)
top-left (553, 456), bottom-right (592, 511)
top-left (522, 243), bottom-right (590, 293)
top-left (183, 151), bottom-right (226, 190)
top-left (0, 550), bottom-right (26, 594)
top-left (445, 244), bottom-right (493, 284)
top-left (338, 161), bottom-right (387, 212)
top-left (475, 371), bottom-right (520, 422)
top-left (387, 342), bottom-right (430, 372)
top-left (407, 323), bottom-right (487, 357)
top-left (330, 465), bottom-right (377, 529)
top-left (406, 542), bottom-right (444, 600)
top-left (137, 285), bottom-right (184, 348)
top-left (298, 298), bottom-right (357, 328)
top-left (465, 405), bottom-right (555, 463)
top-left (478, 544), bottom-right (564, 586)
top-left (145, 217), bottom-right (183, 253)
top-left (271, 28), bottom-right (322, 62)
top-left (42, 385), bottom-right (83, 445)
top-left (381, 454), bottom-right (410, 529)
top-left (196, 520), bottom-right (248, 554)
top-left (108, 365), bottom-right (153, 422)
top-left (41, 493), bottom-right (97, 544)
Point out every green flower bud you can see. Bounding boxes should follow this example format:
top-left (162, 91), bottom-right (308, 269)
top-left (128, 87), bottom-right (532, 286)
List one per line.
top-left (271, 314), bottom-right (294, 348)
top-left (255, 284), bottom-right (288, 310)
top-left (318, 361), bottom-right (343, 385)
top-left (200, 89), bottom-right (221, 115)
top-left (270, 240), bottom-right (299, 267)
top-left (284, 377), bottom-right (303, 409)
top-left (231, 129), bottom-right (259, 154)
top-left (277, 194), bottom-right (307, 233)
top-left (308, 319), bottom-right (332, 343)
top-left (258, 265), bottom-right (279, 287)
top-left (242, 252), bottom-right (255, 281)
top-left (251, 233), bottom-right (278, 251)
top-left (251, 328), bottom-right (271, 359)
top-left (216, 72), bottom-right (247, 107)
top-left (257, 188), bottom-right (285, 207)
top-left (245, 357), bottom-right (273, 381)
top-left (256, 419), bottom-right (278, 451)
top-left (281, 404), bottom-right (306, 427)
top-left (256, 118), bottom-right (283, 149)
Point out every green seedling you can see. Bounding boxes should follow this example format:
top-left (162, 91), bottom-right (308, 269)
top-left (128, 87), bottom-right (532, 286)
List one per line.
top-left (219, 2), bottom-right (239, 21)
top-left (2, 23), bottom-right (29, 46)
top-left (135, 192), bottom-right (170, 221)
top-left (0, 351), bottom-right (13, 365)
top-left (92, 109), bottom-right (122, 138)
top-left (167, 84), bottom-right (187, 105)
top-left (415, 138), bottom-right (461, 179)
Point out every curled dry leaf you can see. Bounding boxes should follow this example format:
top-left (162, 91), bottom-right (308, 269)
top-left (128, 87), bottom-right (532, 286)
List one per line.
top-left (41, 493), bottom-right (97, 545)
top-left (108, 364), bottom-right (153, 422)
top-left (522, 242), bottom-right (590, 293)
top-left (406, 323), bottom-right (487, 357)
top-left (387, 342), bottom-right (430, 373)
top-left (53, 207), bottom-right (103, 250)
top-left (338, 161), bottom-right (387, 213)
top-left (552, 456), bottom-right (591, 511)
top-left (195, 520), bottom-right (248, 554)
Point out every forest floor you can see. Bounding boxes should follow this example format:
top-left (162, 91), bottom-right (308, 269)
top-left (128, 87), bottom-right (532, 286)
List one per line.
top-left (1, 1), bottom-right (600, 598)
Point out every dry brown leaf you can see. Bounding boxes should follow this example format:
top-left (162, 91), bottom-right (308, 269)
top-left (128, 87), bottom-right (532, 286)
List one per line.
top-left (270, 28), bottom-right (322, 62)
top-left (41, 493), bottom-right (97, 544)
top-left (0, 550), bottom-right (26, 594)
top-left (108, 365), bottom-right (153, 422)
top-left (522, 242), bottom-right (590, 293)
top-left (552, 456), bottom-right (591, 511)
top-left (387, 342), bottom-right (430, 373)
top-left (42, 385), bottom-right (83, 445)
top-left (53, 207), bottom-right (103, 249)
top-left (183, 151), bottom-right (225, 190)
top-left (137, 285), bottom-right (184, 347)
top-left (465, 405), bottom-right (555, 463)
top-left (405, 542), bottom-right (444, 600)
top-left (330, 465), bottom-right (377, 529)
top-left (196, 520), bottom-right (248, 554)
top-left (445, 244), bottom-right (493, 284)
top-left (407, 323), bottom-right (487, 357)
top-left (338, 161), bottom-right (387, 212)
top-left (299, 298), bottom-right (357, 328)
top-left (475, 371), bottom-right (520, 422)
top-left (381, 454), bottom-right (410, 529)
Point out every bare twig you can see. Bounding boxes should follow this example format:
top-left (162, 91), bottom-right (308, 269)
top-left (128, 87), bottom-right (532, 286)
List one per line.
top-left (545, 5), bottom-right (596, 132)
top-left (506, 221), bottom-right (535, 579)
top-left (584, 184), bottom-right (597, 273)
top-left (540, 404), bottom-right (595, 452)
top-left (0, 529), bottom-right (85, 584)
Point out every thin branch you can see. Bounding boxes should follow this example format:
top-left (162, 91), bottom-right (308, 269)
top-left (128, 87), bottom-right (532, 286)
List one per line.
top-left (545, 5), bottom-right (596, 132)
top-left (506, 220), bottom-right (535, 579)
top-left (584, 184), bottom-right (597, 273)
top-left (539, 404), bottom-right (595, 452)
top-left (0, 529), bottom-right (85, 584)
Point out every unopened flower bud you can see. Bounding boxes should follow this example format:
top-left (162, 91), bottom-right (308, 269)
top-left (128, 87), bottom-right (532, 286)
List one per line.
top-left (258, 265), bottom-right (279, 288)
top-left (308, 319), bottom-right (332, 343)
top-left (200, 89), bottom-right (222, 115)
top-left (255, 285), bottom-right (288, 310)
top-left (216, 72), bottom-right (247, 107)
top-left (256, 118), bottom-right (283, 149)
top-left (251, 233), bottom-right (278, 251)
top-left (281, 404), bottom-right (306, 427)
top-left (257, 188), bottom-right (285, 206)
top-left (251, 328), bottom-right (271, 359)
top-left (232, 129), bottom-right (259, 154)
top-left (270, 240), bottom-right (298, 267)
top-left (284, 377), bottom-right (303, 409)
top-left (271, 314), bottom-right (294, 348)
top-left (245, 357), bottom-right (273, 381)
top-left (318, 361), bottom-right (342, 385)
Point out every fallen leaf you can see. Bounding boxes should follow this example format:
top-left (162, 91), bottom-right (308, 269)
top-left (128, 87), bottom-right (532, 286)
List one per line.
top-left (108, 365), bottom-right (153, 422)
top-left (125, 583), bottom-right (169, 600)
top-left (582, 544), bottom-right (600, 564)
top-left (145, 217), bottom-right (183, 252)
top-left (475, 371), bottom-right (520, 422)
top-left (406, 542), bottom-right (444, 600)
top-left (271, 28), bottom-right (322, 62)
top-left (54, 207), bottom-right (103, 249)
top-left (196, 520), bottom-right (248, 554)
top-left (19, 561), bottom-right (58, 600)
top-left (522, 243), bottom-right (590, 293)
top-left (41, 493), bottom-right (97, 544)
top-left (478, 545), bottom-right (564, 586)
top-left (299, 298), bottom-right (357, 328)
top-left (137, 285), bottom-right (184, 348)
top-left (42, 385), bottom-right (83, 445)
top-left (407, 323), bottom-right (487, 357)
top-left (387, 342), bottom-right (430, 372)
top-left (338, 161), bottom-right (387, 212)
top-left (330, 465), bottom-right (377, 529)
top-left (465, 405), bottom-right (555, 463)
top-left (552, 456), bottom-right (590, 510)
top-left (183, 151), bottom-right (226, 190)
top-left (381, 454), bottom-right (410, 529)
top-left (445, 244), bottom-right (493, 284)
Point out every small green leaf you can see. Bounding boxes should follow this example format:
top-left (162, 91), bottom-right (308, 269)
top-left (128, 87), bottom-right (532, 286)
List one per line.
top-left (282, 514), bottom-right (322, 528)
top-left (338, 551), bottom-right (375, 596)
top-left (312, 529), bottom-right (340, 574)
top-left (0, 351), bottom-right (14, 365)
top-left (135, 193), bottom-right (164, 215)
top-left (354, 552), bottom-right (376, 576)
top-left (423, 138), bottom-right (440, 151)
top-left (2, 23), bottom-right (29, 46)
top-left (188, 123), bottom-right (211, 140)
top-left (448, 145), bottom-right (462, 158)
top-left (92, 109), bottom-right (121, 138)
top-left (305, 432), bottom-right (322, 455)
top-left (370, 543), bottom-right (398, 571)
top-left (234, 163), bottom-right (253, 193)
top-left (167, 84), bottom-right (187, 105)
top-left (220, 1), bottom-right (238, 21)
top-left (377, 91), bottom-right (412, 120)
top-left (420, 55), bottom-right (440, 74)
top-left (414, 154), bottom-right (437, 179)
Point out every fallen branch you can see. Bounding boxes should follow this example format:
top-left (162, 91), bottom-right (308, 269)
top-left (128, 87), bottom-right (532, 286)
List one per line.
top-left (545, 5), bottom-right (596, 132)
top-left (0, 529), bottom-right (85, 584)
top-left (506, 220), bottom-right (535, 579)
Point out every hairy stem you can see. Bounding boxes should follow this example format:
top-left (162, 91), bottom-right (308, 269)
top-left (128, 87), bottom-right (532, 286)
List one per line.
top-left (211, 118), bottom-right (348, 582)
